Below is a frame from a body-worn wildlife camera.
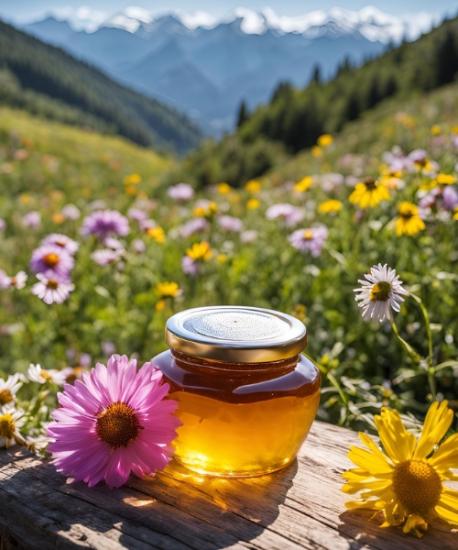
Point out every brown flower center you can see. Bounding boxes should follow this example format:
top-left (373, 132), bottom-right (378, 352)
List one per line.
top-left (43, 253), bottom-right (60, 267)
top-left (46, 279), bottom-right (59, 290)
top-left (0, 388), bottom-right (14, 405)
top-left (370, 281), bottom-right (391, 302)
top-left (0, 413), bottom-right (15, 439)
top-left (363, 177), bottom-right (377, 190)
top-left (96, 402), bottom-right (141, 448)
top-left (393, 460), bottom-right (442, 515)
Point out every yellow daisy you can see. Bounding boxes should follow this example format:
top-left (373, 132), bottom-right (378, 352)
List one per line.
top-left (146, 226), bottom-right (165, 244)
top-left (186, 241), bottom-right (212, 262)
top-left (454, 207), bottom-right (458, 221)
top-left (216, 182), bottom-right (232, 195)
top-left (395, 202), bottom-right (425, 236)
top-left (435, 173), bottom-right (457, 186)
top-left (246, 198), bottom-right (260, 210)
top-left (317, 133), bottom-right (333, 148)
top-left (349, 178), bottom-right (390, 209)
top-left (193, 201), bottom-right (218, 219)
top-left (123, 173), bottom-right (142, 186)
top-left (311, 146), bottom-right (322, 158)
top-left (343, 401), bottom-right (458, 538)
top-left (244, 180), bottom-right (261, 194)
top-left (155, 281), bottom-right (181, 299)
top-left (294, 176), bottom-right (313, 193)
top-left (318, 199), bottom-right (342, 214)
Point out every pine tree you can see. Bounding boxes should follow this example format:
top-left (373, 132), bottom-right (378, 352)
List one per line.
top-left (310, 64), bottom-right (322, 84)
top-left (236, 100), bottom-right (249, 128)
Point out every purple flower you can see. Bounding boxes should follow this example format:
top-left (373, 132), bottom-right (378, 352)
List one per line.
top-left (102, 341), bottom-right (116, 356)
top-left (443, 186), bottom-right (458, 211)
top-left (91, 249), bottom-right (123, 266)
top-left (179, 218), bottom-right (209, 238)
top-left (289, 226), bottom-right (328, 257)
top-left (217, 215), bottom-right (243, 233)
top-left (81, 210), bottom-right (129, 241)
top-left (61, 204), bottom-right (81, 220)
top-left (131, 239), bottom-right (146, 254)
top-left (0, 218), bottom-right (6, 231)
top-left (168, 183), bottom-right (194, 202)
top-left (266, 204), bottom-right (304, 227)
top-left (30, 245), bottom-right (74, 277)
top-left (79, 353), bottom-right (91, 367)
top-left (182, 256), bottom-right (200, 276)
top-left (22, 211), bottom-right (41, 229)
top-left (32, 273), bottom-right (74, 304)
top-left (128, 208), bottom-right (148, 223)
top-left (42, 234), bottom-right (79, 256)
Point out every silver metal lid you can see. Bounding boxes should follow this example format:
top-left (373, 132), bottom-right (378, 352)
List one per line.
top-left (165, 306), bottom-right (307, 363)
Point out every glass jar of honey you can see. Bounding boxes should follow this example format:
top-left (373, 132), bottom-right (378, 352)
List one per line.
top-left (153, 306), bottom-right (320, 477)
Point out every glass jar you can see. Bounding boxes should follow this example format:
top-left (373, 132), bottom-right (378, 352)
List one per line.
top-left (153, 306), bottom-right (320, 477)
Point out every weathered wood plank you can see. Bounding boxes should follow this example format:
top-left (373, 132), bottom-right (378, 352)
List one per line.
top-left (0, 421), bottom-right (456, 549)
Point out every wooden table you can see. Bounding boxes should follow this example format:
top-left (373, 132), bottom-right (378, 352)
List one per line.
top-left (0, 421), bottom-right (456, 549)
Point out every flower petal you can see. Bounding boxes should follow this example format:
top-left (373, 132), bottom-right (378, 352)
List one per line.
top-left (414, 401), bottom-right (453, 459)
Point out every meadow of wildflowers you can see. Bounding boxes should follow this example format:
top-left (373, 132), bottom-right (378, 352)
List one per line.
top-left (0, 82), bottom-right (457, 448)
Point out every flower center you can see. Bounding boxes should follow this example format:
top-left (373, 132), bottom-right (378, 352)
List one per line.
top-left (393, 460), bottom-right (442, 515)
top-left (46, 279), bottom-right (59, 290)
top-left (370, 281), bottom-right (392, 302)
top-left (303, 229), bottom-right (314, 240)
top-left (364, 177), bottom-right (377, 190)
top-left (0, 413), bottom-right (15, 439)
top-left (43, 252), bottom-right (60, 267)
top-left (0, 388), bottom-right (13, 405)
top-left (96, 402), bottom-right (140, 448)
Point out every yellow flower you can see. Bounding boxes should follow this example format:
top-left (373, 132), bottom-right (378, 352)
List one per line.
top-left (311, 146), bottom-right (322, 158)
top-left (395, 202), bottom-right (425, 236)
top-left (246, 198), bottom-right (260, 210)
top-left (155, 299), bottom-right (166, 312)
top-left (245, 179), bottom-right (261, 194)
top-left (19, 194), bottom-right (31, 205)
top-left (317, 134), bottom-right (333, 148)
top-left (155, 281), bottom-right (181, 299)
top-left (186, 241), bottom-right (212, 262)
top-left (146, 226), bottom-right (165, 244)
top-left (431, 125), bottom-right (441, 136)
top-left (216, 254), bottom-right (228, 264)
top-left (349, 178), bottom-right (390, 209)
top-left (52, 213), bottom-right (65, 224)
top-left (216, 182), bottom-right (232, 195)
top-left (193, 202), bottom-right (218, 219)
top-left (342, 401), bottom-right (458, 537)
top-left (435, 173), bottom-right (457, 186)
top-left (318, 199), bottom-right (342, 214)
top-left (124, 173), bottom-right (141, 186)
top-left (294, 176), bottom-right (313, 193)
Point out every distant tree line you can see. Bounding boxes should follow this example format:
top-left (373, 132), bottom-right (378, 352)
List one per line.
top-left (0, 20), bottom-right (201, 153)
top-left (182, 16), bottom-right (458, 185)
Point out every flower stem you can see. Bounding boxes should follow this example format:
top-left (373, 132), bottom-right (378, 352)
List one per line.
top-left (390, 320), bottom-right (423, 364)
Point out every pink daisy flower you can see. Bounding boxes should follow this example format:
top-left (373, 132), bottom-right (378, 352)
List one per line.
top-left (47, 355), bottom-right (179, 488)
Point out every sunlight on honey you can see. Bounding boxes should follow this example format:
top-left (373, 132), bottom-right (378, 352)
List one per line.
top-left (171, 390), bottom-right (320, 477)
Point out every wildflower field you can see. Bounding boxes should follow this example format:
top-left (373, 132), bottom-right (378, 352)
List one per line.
top-left (0, 82), bottom-right (457, 443)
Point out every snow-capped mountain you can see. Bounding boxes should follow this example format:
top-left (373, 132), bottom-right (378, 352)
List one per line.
top-left (24, 6), bottom-right (439, 133)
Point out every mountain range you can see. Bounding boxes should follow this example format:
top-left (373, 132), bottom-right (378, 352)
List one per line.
top-left (24, 6), bottom-right (439, 134)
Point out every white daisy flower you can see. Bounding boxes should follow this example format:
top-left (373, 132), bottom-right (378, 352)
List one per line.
top-left (31, 274), bottom-right (74, 305)
top-left (354, 263), bottom-right (408, 322)
top-left (0, 270), bottom-right (28, 290)
top-left (0, 373), bottom-right (22, 406)
top-left (0, 406), bottom-right (25, 448)
top-left (27, 363), bottom-right (68, 386)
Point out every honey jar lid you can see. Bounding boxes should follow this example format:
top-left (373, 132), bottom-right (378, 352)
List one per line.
top-left (165, 306), bottom-right (307, 363)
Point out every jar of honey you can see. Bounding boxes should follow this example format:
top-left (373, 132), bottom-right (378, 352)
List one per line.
top-left (153, 306), bottom-right (320, 477)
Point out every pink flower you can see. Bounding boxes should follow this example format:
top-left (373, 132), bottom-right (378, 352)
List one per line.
top-left (47, 355), bottom-right (179, 488)
top-left (167, 183), bottom-right (194, 202)
top-left (0, 270), bottom-right (27, 289)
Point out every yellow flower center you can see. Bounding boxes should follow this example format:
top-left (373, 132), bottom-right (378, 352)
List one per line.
top-left (0, 388), bottom-right (14, 405)
top-left (303, 229), bottom-right (314, 240)
top-left (96, 402), bottom-right (140, 448)
top-left (393, 460), bottom-right (442, 515)
top-left (0, 413), bottom-right (15, 439)
top-left (43, 252), bottom-right (60, 267)
top-left (370, 281), bottom-right (391, 302)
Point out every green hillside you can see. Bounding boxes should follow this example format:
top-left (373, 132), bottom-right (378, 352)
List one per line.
top-left (0, 20), bottom-right (201, 154)
top-left (180, 16), bottom-right (458, 186)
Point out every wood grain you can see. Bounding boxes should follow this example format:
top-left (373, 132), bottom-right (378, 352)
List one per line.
top-left (0, 421), bottom-right (456, 549)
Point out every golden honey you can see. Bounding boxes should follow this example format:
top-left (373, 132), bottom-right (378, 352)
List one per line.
top-left (154, 306), bottom-right (320, 477)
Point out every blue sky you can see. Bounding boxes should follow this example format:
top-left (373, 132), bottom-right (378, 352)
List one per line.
top-left (1, 1), bottom-right (457, 23)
